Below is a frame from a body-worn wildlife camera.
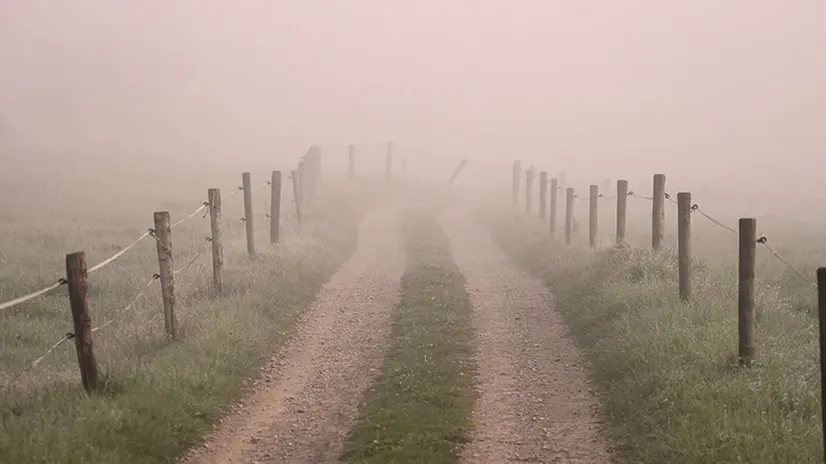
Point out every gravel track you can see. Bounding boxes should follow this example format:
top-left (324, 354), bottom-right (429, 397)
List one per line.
top-left (441, 208), bottom-right (616, 464)
top-left (181, 204), bottom-right (405, 464)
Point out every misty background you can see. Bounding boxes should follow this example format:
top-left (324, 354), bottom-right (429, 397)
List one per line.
top-left (1, 1), bottom-right (824, 219)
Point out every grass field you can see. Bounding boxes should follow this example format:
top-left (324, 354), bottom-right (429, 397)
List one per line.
top-left (478, 192), bottom-right (825, 463)
top-left (342, 205), bottom-right (476, 463)
top-left (0, 160), bottom-right (369, 462)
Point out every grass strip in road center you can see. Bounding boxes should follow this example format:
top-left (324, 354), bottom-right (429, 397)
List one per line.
top-left (342, 206), bottom-right (477, 463)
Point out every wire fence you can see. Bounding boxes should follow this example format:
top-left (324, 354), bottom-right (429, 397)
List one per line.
top-left (0, 150), bottom-right (325, 387)
top-left (625, 189), bottom-right (817, 288)
top-left (488, 158), bottom-right (819, 292)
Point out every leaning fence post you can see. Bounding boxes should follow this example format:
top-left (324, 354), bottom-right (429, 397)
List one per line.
top-left (816, 267), bottom-right (826, 461)
top-left (652, 173), bottom-right (666, 250)
top-left (677, 192), bottom-right (692, 301)
top-left (241, 172), bottom-right (255, 257)
top-left (153, 212), bottom-right (176, 339)
top-left (589, 185), bottom-right (598, 248)
top-left (66, 251), bottom-right (99, 391)
top-left (565, 187), bottom-right (575, 245)
top-left (549, 178), bottom-right (558, 238)
top-left (616, 180), bottom-right (628, 244)
top-left (270, 170), bottom-right (282, 244)
top-left (738, 218), bottom-right (756, 367)
top-left (208, 189), bottom-right (223, 295)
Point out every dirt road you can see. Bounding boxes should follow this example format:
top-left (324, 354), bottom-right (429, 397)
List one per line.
top-left (441, 208), bottom-right (615, 463)
top-left (182, 204), bottom-right (405, 463)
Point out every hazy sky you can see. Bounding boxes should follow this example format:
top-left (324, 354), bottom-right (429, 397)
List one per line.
top-left (1, 1), bottom-right (824, 193)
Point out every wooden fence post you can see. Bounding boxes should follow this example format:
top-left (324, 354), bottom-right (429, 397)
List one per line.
top-left (652, 173), bottom-right (666, 250)
top-left (565, 187), bottom-right (575, 245)
top-left (817, 267), bottom-right (826, 461)
top-left (525, 167), bottom-right (535, 213)
top-left (589, 185), bottom-right (598, 248)
top-left (241, 172), bottom-right (255, 257)
top-left (153, 212), bottom-right (176, 339)
top-left (385, 142), bottom-right (393, 177)
top-left (270, 170), bottom-right (282, 244)
top-left (616, 180), bottom-right (628, 244)
top-left (66, 251), bottom-right (99, 391)
top-left (738, 218), bottom-right (756, 366)
top-left (348, 144), bottom-right (355, 179)
top-left (208, 188), bottom-right (223, 295)
top-left (677, 192), bottom-right (692, 301)
top-left (291, 169), bottom-right (302, 223)
top-left (539, 171), bottom-right (548, 219)
top-left (512, 160), bottom-right (522, 208)
top-left (549, 178), bottom-right (558, 238)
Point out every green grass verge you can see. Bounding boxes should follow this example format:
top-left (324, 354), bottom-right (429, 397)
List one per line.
top-left (341, 206), bottom-right (476, 464)
top-left (480, 209), bottom-right (822, 464)
top-left (0, 193), bottom-right (364, 463)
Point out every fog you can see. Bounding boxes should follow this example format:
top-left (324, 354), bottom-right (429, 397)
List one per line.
top-left (1, 1), bottom-right (824, 215)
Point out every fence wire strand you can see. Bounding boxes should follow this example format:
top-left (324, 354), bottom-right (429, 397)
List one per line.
top-left (92, 275), bottom-right (159, 334)
top-left (0, 280), bottom-right (66, 312)
top-left (87, 230), bottom-right (152, 274)
top-left (757, 239), bottom-right (817, 288)
top-left (170, 202), bottom-right (209, 229)
top-left (17, 333), bottom-right (74, 380)
top-left (173, 239), bottom-right (212, 276)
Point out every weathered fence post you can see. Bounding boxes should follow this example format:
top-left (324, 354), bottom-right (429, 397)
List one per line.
top-left (153, 212), bottom-right (176, 339)
top-left (738, 218), bottom-right (756, 366)
top-left (66, 251), bottom-right (99, 391)
top-left (677, 192), bottom-right (692, 301)
top-left (525, 167), bottom-right (535, 214)
top-left (241, 172), bottom-right (255, 257)
top-left (270, 170), bottom-right (282, 244)
top-left (652, 173), bottom-right (666, 250)
top-left (385, 142), bottom-right (393, 177)
top-left (208, 188), bottom-right (223, 295)
top-left (291, 168), bottom-right (302, 223)
top-left (589, 185), bottom-right (598, 248)
top-left (539, 171), bottom-right (548, 219)
top-left (565, 187), bottom-right (575, 245)
top-left (817, 268), bottom-right (826, 461)
top-left (348, 144), bottom-right (355, 179)
top-left (616, 180), bottom-right (628, 244)
top-left (512, 160), bottom-right (522, 208)
top-left (549, 178), bottom-right (558, 238)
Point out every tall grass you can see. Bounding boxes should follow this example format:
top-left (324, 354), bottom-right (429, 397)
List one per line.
top-left (342, 205), bottom-right (476, 463)
top-left (480, 208), bottom-right (823, 463)
top-left (0, 166), bottom-right (369, 462)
